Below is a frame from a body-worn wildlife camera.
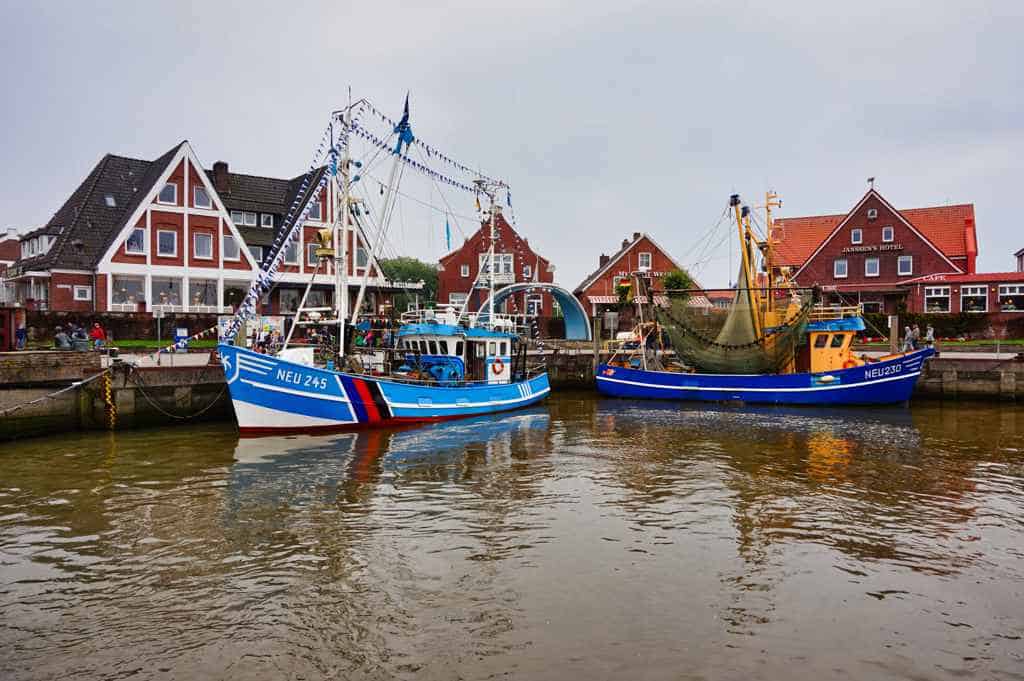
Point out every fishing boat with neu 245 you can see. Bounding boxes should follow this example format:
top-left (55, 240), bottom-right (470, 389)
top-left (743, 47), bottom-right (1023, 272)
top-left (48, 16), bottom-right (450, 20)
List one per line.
top-left (596, 193), bottom-right (933, 406)
top-left (218, 96), bottom-right (549, 435)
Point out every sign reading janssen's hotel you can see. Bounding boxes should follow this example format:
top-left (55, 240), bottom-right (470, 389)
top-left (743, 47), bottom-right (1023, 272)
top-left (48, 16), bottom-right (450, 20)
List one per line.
top-left (841, 243), bottom-right (905, 254)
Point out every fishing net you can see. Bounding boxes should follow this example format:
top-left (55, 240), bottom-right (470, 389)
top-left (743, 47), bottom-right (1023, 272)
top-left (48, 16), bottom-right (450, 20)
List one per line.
top-left (656, 264), bottom-right (814, 374)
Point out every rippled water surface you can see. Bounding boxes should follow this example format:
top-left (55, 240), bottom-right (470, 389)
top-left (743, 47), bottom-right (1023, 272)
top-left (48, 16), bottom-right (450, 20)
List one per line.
top-left (2, 394), bottom-right (1024, 680)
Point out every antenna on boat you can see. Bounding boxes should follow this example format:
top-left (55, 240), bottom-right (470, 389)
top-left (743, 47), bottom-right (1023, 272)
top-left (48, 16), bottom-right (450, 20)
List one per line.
top-left (470, 178), bottom-right (499, 329)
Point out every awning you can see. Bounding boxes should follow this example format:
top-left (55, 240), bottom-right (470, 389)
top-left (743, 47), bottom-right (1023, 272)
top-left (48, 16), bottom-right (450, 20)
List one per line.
top-left (588, 294), bottom-right (713, 308)
top-left (587, 295), bottom-right (619, 304)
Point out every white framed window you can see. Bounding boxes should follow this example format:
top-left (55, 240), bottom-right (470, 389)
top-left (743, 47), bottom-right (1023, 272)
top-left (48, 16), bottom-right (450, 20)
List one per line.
top-left (882, 225), bottom-right (894, 242)
top-left (104, 194), bottom-right (116, 207)
top-left (833, 258), bottom-right (848, 279)
top-left (284, 241), bottom-right (299, 265)
top-left (479, 253), bottom-right (513, 274)
top-left (157, 230), bottom-right (177, 257)
top-left (924, 286), bottom-right (950, 313)
top-left (638, 252), bottom-right (652, 270)
top-left (308, 197), bottom-right (322, 221)
top-left (125, 227), bottom-right (146, 255)
top-left (261, 213), bottom-right (274, 228)
top-left (230, 210), bottom-right (244, 225)
top-left (307, 243), bottom-right (318, 266)
top-left (523, 265), bottom-right (532, 279)
top-left (356, 246), bottom-right (369, 270)
top-left (864, 256), bottom-right (879, 277)
top-left (961, 285), bottom-right (988, 313)
top-left (897, 255), bottom-right (913, 276)
top-left (998, 284), bottom-right (1024, 311)
top-left (867, 208), bottom-right (878, 221)
top-left (157, 182), bottom-right (177, 204)
top-left (449, 292), bottom-right (468, 306)
top-left (851, 229), bottom-right (863, 245)
top-left (193, 186), bottom-right (212, 209)
top-left (223, 235), bottom-right (240, 261)
top-left (243, 212), bottom-right (257, 226)
top-left (250, 245), bottom-right (264, 264)
top-left (193, 232), bottom-right (213, 260)
top-left (460, 264), bottom-right (470, 277)
top-left (527, 294), bottom-right (543, 315)
top-left (73, 285), bottom-right (92, 301)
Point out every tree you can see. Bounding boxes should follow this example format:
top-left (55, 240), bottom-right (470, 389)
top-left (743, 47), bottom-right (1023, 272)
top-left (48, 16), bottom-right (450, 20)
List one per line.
top-left (662, 268), bottom-right (695, 299)
top-left (378, 257), bottom-right (438, 311)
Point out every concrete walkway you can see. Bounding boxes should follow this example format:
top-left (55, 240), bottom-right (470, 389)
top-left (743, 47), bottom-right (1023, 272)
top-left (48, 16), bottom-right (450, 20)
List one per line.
top-left (103, 352), bottom-right (214, 368)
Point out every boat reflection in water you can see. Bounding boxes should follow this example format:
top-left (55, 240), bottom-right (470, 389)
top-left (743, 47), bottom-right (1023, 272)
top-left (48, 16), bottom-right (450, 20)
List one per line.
top-left (229, 408), bottom-right (551, 506)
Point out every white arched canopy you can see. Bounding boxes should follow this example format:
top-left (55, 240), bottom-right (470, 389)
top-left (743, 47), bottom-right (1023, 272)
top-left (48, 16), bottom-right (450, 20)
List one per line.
top-left (480, 282), bottom-right (592, 341)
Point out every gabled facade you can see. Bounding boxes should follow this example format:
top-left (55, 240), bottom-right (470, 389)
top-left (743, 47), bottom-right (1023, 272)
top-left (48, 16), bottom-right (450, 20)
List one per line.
top-left (1016, 247), bottom-right (1024, 272)
top-left (574, 232), bottom-right (684, 315)
top-left (775, 189), bottom-right (976, 313)
top-left (3, 141), bottom-right (403, 316)
top-left (437, 208), bottom-right (555, 316)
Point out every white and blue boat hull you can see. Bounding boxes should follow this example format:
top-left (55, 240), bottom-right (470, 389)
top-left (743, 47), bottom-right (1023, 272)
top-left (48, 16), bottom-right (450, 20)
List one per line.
top-left (596, 348), bottom-right (933, 406)
top-left (219, 344), bottom-right (550, 435)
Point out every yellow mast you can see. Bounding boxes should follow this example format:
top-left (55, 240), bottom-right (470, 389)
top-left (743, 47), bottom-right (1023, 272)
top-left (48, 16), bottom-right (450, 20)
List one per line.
top-left (763, 191), bottom-right (782, 313)
top-left (730, 194), bottom-right (763, 339)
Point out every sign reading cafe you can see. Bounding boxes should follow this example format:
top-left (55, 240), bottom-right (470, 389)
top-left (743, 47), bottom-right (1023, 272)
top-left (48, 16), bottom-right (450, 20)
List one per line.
top-left (841, 243), bottom-right (904, 254)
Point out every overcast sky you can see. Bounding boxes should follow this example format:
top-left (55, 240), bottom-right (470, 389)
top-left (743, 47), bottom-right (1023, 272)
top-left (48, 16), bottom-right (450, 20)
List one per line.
top-left (2, 1), bottom-right (1022, 288)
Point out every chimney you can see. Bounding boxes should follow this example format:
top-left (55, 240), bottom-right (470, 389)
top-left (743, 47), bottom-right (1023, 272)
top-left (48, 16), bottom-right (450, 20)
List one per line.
top-left (621, 239), bottom-right (629, 250)
top-left (633, 232), bottom-right (641, 242)
top-left (213, 161), bottom-right (230, 194)
top-left (599, 254), bottom-right (610, 267)
top-left (5, 227), bottom-right (17, 241)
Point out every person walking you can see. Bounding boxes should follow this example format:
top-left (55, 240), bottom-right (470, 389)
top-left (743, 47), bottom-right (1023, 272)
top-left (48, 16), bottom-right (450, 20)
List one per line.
top-left (53, 326), bottom-right (72, 350)
top-left (902, 326), bottom-right (914, 352)
top-left (925, 324), bottom-right (935, 348)
top-left (89, 322), bottom-right (106, 349)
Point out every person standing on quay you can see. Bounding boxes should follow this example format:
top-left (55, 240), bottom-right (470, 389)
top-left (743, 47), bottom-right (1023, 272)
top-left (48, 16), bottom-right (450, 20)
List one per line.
top-left (89, 322), bottom-right (106, 349)
top-left (911, 324), bottom-right (921, 350)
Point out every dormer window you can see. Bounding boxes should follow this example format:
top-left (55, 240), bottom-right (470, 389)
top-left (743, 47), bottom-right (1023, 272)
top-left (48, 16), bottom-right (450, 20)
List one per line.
top-left (193, 186), bottom-right (212, 209)
top-left (851, 228), bottom-right (863, 245)
top-left (104, 194), bottom-right (117, 207)
top-left (158, 182), bottom-right (177, 204)
top-left (261, 214), bottom-right (274, 228)
top-left (882, 225), bottom-right (894, 242)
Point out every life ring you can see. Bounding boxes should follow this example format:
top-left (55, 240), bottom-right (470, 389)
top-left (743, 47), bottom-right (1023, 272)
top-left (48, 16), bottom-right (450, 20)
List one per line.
top-left (492, 357), bottom-right (505, 375)
top-left (842, 359), bottom-right (857, 369)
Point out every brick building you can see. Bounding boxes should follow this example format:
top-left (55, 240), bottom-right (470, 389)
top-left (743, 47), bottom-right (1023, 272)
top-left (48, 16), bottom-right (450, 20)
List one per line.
top-left (437, 207), bottom-right (555, 316)
top-left (773, 188), bottom-right (977, 313)
top-left (2, 141), bottom-right (414, 316)
top-left (1016, 247), bottom-right (1024, 272)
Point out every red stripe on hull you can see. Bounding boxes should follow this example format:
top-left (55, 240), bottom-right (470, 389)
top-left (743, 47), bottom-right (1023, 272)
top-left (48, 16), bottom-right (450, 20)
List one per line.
top-left (352, 379), bottom-right (381, 423)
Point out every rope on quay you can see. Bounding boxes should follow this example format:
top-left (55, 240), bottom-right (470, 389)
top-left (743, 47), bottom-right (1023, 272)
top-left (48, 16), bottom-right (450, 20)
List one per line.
top-left (0, 369), bottom-right (112, 418)
top-left (126, 365), bottom-right (229, 421)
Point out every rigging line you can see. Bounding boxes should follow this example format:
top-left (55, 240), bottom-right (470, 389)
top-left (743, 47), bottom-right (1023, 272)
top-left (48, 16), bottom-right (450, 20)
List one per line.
top-left (413, 145), bottom-right (471, 245)
top-left (680, 206), bottom-right (730, 263)
top-left (359, 167), bottom-right (479, 226)
top-left (353, 173), bottom-right (403, 262)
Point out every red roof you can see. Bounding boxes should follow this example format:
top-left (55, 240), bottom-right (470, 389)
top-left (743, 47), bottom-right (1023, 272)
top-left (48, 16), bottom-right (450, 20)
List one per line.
top-left (772, 203), bottom-right (976, 267)
top-left (901, 271), bottom-right (1024, 285)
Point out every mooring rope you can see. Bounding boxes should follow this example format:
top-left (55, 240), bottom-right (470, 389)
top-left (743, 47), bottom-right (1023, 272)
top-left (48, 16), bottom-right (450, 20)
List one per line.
top-left (0, 369), bottom-right (111, 418)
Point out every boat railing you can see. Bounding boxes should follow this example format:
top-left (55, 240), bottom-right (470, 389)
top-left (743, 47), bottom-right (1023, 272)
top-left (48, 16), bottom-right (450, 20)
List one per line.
top-left (808, 304), bottom-right (863, 321)
top-left (399, 306), bottom-right (536, 336)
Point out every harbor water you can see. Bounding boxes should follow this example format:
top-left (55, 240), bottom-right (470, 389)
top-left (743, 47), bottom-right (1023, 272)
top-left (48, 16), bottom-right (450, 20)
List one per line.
top-left (2, 393), bottom-right (1023, 680)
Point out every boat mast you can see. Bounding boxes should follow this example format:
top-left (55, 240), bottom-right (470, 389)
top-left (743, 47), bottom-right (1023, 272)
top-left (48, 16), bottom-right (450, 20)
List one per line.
top-left (730, 194), bottom-right (763, 339)
top-left (763, 190), bottom-right (782, 313)
top-left (335, 105), bottom-right (352, 358)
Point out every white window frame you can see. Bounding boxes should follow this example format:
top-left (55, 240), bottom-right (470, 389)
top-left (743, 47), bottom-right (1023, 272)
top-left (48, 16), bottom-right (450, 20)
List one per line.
top-left (104, 194), bottom-right (116, 207)
top-left (283, 241), bottom-right (300, 265)
top-left (524, 264), bottom-right (532, 279)
top-left (851, 229), bottom-right (863, 245)
top-left (460, 264), bottom-right (470, 278)
top-left (479, 253), bottom-right (513, 274)
top-left (193, 232), bottom-right (213, 260)
top-left (356, 246), bottom-right (369, 271)
top-left (897, 255), bottom-right (913, 276)
top-left (249, 245), bottom-right (264, 264)
top-left (998, 284), bottom-right (1024, 312)
top-left (261, 213), bottom-right (274, 228)
top-left (307, 243), bottom-right (318, 267)
top-left (924, 286), bottom-right (950, 313)
top-left (308, 198), bottom-right (323, 221)
top-left (833, 258), bottom-right (848, 279)
top-left (156, 229), bottom-right (178, 257)
top-left (449, 292), bottom-right (468, 306)
top-left (157, 182), bottom-right (177, 205)
top-left (125, 227), bottom-right (146, 255)
top-left (526, 294), bottom-right (543, 316)
top-left (882, 225), bottom-right (894, 243)
top-left (73, 285), bottom-right (92, 301)
top-left (193, 186), bottom-right (212, 209)
top-left (243, 212), bottom-right (257, 226)
top-left (961, 285), bottom-right (988, 313)
top-left (222, 235), bottom-right (240, 262)
top-left (230, 210), bottom-right (244, 225)
top-left (864, 256), bottom-right (879, 278)
top-left (867, 208), bottom-right (878, 221)
top-left (638, 252), bottom-right (652, 270)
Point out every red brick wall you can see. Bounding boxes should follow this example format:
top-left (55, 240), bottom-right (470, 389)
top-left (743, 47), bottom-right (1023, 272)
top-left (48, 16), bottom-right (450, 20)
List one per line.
top-left (95, 273), bottom-right (108, 312)
top-left (437, 213), bottom-right (554, 314)
top-left (112, 216), bottom-right (147, 265)
top-left (50, 273), bottom-right (95, 312)
top-left (151, 211), bottom-right (185, 267)
top-left (795, 196), bottom-right (961, 293)
top-left (577, 236), bottom-right (679, 304)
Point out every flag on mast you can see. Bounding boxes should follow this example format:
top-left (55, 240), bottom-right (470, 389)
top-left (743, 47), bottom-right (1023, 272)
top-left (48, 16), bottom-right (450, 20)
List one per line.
top-left (445, 215), bottom-right (452, 252)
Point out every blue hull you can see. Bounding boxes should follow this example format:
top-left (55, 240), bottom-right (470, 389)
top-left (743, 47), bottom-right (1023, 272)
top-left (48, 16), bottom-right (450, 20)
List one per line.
top-left (219, 344), bottom-right (550, 435)
top-left (595, 348), bottom-right (933, 406)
